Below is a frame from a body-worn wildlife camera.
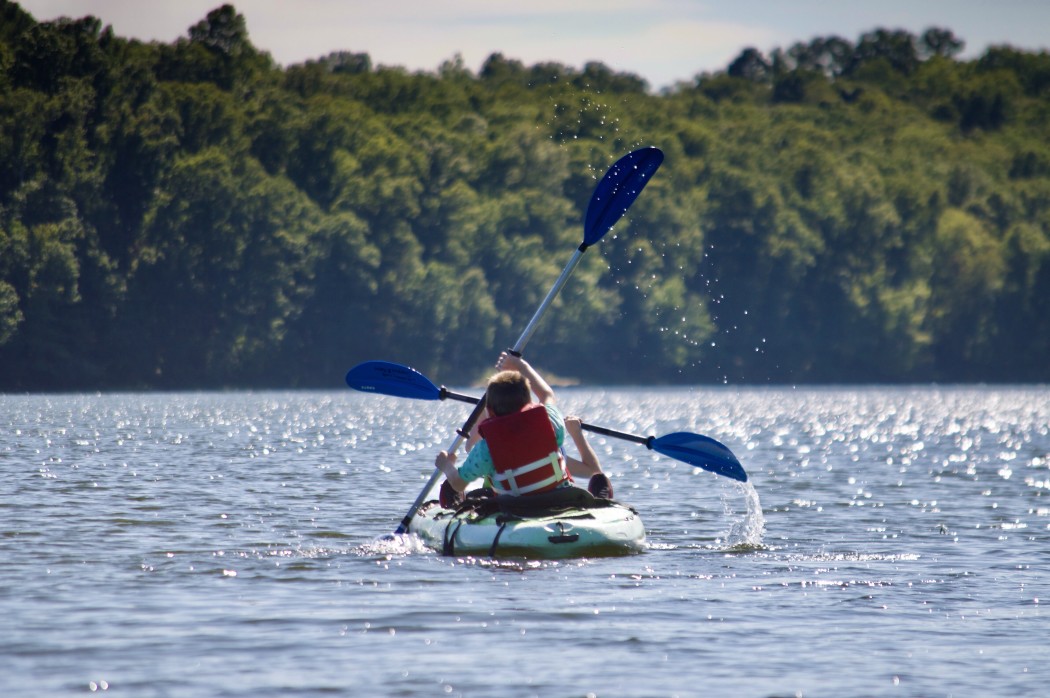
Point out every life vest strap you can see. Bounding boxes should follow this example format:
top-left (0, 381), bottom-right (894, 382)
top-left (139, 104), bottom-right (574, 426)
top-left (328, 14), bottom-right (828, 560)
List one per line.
top-left (492, 451), bottom-right (566, 496)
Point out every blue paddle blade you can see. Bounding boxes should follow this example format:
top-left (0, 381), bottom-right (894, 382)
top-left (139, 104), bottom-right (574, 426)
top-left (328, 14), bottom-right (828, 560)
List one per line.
top-left (583, 146), bottom-right (664, 246)
top-left (345, 361), bottom-right (441, 400)
top-left (650, 432), bottom-right (748, 482)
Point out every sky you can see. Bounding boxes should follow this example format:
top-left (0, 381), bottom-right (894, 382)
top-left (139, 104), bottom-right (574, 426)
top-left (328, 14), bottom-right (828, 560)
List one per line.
top-left (16, 0), bottom-right (1050, 90)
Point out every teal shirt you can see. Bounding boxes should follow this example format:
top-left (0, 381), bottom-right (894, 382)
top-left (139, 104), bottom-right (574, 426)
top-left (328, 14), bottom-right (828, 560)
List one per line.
top-left (457, 403), bottom-right (565, 486)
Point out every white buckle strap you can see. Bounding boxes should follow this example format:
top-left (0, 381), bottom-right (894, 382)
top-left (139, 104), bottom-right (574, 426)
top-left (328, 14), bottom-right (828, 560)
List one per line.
top-left (493, 452), bottom-right (565, 495)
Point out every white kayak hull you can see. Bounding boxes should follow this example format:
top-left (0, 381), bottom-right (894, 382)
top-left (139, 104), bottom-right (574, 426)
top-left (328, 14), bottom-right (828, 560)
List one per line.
top-left (408, 487), bottom-right (646, 559)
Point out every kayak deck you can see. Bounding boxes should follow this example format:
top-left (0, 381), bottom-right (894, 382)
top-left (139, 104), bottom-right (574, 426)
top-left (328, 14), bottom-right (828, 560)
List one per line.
top-left (409, 487), bottom-right (646, 559)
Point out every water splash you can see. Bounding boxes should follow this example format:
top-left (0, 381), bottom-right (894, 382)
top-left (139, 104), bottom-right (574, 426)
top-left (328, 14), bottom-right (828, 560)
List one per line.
top-left (355, 532), bottom-right (430, 557)
top-left (722, 481), bottom-right (766, 550)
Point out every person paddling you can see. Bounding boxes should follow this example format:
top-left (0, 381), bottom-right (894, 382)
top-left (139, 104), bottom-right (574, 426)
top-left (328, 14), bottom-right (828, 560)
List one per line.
top-left (434, 352), bottom-right (613, 505)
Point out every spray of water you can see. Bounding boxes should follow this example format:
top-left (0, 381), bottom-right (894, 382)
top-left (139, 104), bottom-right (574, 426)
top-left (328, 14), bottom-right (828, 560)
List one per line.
top-left (722, 481), bottom-right (766, 550)
top-left (356, 532), bottom-right (430, 557)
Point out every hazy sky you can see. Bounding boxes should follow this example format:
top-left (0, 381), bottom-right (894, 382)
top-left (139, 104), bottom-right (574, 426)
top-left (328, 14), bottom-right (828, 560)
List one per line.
top-left (17, 0), bottom-right (1050, 90)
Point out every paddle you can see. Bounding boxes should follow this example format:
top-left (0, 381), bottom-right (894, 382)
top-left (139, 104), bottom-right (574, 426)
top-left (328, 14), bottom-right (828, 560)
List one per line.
top-left (514, 146), bottom-right (665, 350)
top-left (376, 147), bottom-right (664, 534)
top-left (347, 360), bottom-right (748, 483)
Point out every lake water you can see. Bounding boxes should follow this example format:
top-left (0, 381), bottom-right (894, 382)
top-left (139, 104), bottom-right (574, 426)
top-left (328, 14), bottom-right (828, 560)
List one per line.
top-left (2, 386), bottom-right (1047, 697)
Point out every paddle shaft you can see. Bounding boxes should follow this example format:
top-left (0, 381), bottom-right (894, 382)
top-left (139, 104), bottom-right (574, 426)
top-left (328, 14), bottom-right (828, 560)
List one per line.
top-left (513, 245), bottom-right (587, 353)
top-left (348, 358), bottom-right (747, 483)
top-left (437, 387), bottom-right (654, 448)
top-left (435, 385), bottom-right (746, 480)
top-left (394, 397), bottom-right (486, 534)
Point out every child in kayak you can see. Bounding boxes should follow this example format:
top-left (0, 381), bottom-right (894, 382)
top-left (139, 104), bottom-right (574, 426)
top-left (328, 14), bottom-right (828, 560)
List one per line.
top-left (434, 352), bottom-right (613, 505)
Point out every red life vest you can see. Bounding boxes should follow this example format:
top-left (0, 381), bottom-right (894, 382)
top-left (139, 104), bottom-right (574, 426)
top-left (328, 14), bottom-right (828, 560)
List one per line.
top-left (478, 403), bottom-right (569, 496)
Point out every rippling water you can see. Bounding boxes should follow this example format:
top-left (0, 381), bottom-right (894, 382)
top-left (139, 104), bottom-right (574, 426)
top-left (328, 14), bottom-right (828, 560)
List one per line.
top-left (2, 386), bottom-right (1047, 697)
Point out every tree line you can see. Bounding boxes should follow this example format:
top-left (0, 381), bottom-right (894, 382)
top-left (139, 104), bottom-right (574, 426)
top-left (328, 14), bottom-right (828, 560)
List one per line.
top-left (1, 2), bottom-right (1048, 390)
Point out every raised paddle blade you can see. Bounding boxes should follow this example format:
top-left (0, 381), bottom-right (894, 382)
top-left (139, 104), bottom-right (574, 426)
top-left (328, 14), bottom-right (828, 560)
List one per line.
top-left (650, 432), bottom-right (748, 483)
top-left (345, 361), bottom-right (441, 401)
top-left (583, 146), bottom-right (664, 247)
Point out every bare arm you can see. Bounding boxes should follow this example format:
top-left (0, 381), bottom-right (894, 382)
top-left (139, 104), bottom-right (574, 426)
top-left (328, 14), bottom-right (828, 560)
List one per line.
top-left (465, 417), bottom-right (483, 452)
top-left (498, 352), bottom-right (555, 405)
top-left (565, 415), bottom-right (602, 478)
top-left (434, 450), bottom-right (468, 492)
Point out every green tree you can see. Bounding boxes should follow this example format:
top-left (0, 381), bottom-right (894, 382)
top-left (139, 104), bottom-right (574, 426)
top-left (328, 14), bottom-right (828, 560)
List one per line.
top-left (120, 149), bottom-right (310, 386)
top-left (3, 8), bottom-right (1050, 388)
top-left (926, 208), bottom-right (1006, 377)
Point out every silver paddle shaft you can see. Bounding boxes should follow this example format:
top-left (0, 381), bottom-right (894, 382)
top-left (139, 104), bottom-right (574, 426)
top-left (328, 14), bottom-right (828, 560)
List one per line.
top-left (511, 245), bottom-right (586, 353)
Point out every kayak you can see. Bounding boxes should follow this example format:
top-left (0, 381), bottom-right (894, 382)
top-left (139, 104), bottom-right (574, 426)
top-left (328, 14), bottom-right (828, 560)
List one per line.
top-left (410, 488), bottom-right (645, 558)
top-left (408, 486), bottom-right (646, 559)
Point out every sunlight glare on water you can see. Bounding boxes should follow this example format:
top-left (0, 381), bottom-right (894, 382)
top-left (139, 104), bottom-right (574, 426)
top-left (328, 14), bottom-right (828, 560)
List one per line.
top-left (1, 386), bottom-right (1047, 696)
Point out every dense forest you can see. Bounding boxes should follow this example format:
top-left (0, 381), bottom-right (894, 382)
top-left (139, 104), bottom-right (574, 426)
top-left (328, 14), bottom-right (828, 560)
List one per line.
top-left (1, 2), bottom-right (1048, 390)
